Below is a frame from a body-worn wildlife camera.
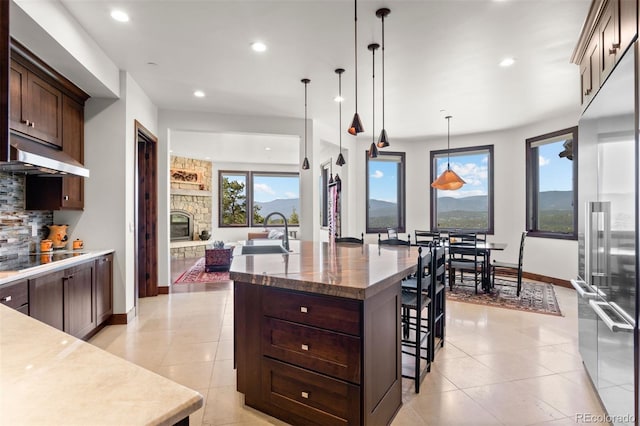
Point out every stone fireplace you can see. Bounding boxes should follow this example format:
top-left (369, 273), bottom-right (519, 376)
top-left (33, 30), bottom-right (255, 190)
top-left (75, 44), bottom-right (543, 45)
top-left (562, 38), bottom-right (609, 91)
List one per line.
top-left (169, 156), bottom-right (212, 259)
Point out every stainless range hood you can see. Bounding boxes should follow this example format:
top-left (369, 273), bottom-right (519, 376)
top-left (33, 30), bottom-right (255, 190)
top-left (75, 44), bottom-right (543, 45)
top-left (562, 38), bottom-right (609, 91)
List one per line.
top-left (0, 134), bottom-right (90, 177)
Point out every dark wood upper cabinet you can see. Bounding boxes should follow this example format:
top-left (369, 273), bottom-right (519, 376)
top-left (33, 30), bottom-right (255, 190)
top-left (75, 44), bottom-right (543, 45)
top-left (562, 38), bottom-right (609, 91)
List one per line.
top-left (0, 0), bottom-right (9, 162)
top-left (572, 0), bottom-right (638, 107)
top-left (9, 40), bottom-right (89, 210)
top-left (10, 57), bottom-right (63, 148)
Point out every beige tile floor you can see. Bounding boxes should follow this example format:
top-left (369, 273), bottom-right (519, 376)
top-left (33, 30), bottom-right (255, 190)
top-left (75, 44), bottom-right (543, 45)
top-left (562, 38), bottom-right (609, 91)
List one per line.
top-left (89, 268), bottom-right (607, 426)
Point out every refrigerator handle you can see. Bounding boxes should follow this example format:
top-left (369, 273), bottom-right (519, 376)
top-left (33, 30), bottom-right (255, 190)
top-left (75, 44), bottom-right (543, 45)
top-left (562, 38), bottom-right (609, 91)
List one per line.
top-left (570, 279), bottom-right (600, 299)
top-left (589, 300), bottom-right (634, 333)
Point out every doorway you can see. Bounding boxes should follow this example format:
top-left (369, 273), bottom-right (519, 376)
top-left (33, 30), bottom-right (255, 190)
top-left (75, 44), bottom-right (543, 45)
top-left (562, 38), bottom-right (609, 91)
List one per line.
top-left (135, 120), bottom-right (158, 298)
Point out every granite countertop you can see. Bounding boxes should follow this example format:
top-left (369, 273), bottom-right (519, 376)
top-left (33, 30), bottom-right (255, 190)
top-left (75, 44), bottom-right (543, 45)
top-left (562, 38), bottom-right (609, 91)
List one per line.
top-left (229, 240), bottom-right (420, 300)
top-left (0, 249), bottom-right (115, 286)
top-left (0, 304), bottom-right (203, 425)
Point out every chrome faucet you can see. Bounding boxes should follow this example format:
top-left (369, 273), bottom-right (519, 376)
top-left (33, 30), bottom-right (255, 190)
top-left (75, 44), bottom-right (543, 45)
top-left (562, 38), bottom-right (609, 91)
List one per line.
top-left (263, 211), bottom-right (290, 251)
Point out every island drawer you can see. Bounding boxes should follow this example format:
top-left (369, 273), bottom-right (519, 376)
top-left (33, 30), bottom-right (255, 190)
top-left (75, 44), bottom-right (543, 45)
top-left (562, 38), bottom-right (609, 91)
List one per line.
top-left (263, 317), bottom-right (361, 384)
top-left (0, 280), bottom-right (28, 312)
top-left (262, 287), bottom-right (361, 336)
top-left (262, 357), bottom-right (361, 426)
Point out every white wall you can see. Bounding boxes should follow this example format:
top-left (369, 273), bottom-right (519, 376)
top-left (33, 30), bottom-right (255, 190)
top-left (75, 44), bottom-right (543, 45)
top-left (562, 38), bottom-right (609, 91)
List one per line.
top-left (347, 112), bottom-right (580, 281)
top-left (157, 110), bottom-right (314, 287)
top-left (56, 72), bottom-right (157, 315)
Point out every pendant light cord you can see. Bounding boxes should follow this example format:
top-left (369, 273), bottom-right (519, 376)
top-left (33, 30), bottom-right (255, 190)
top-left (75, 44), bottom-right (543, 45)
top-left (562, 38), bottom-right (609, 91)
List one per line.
top-left (339, 72), bottom-right (342, 152)
top-left (381, 14), bottom-right (385, 130)
top-left (371, 47), bottom-right (375, 143)
top-left (354, 0), bottom-right (358, 114)
top-left (304, 81), bottom-right (308, 157)
top-left (446, 115), bottom-right (451, 170)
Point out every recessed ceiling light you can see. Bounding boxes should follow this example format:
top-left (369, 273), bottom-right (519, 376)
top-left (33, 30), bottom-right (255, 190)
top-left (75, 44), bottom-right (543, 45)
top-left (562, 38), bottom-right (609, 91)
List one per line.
top-left (204, 156), bottom-right (211, 160)
top-left (499, 57), bottom-right (516, 67)
top-left (334, 95), bottom-right (344, 103)
top-left (110, 10), bottom-right (129, 22)
top-left (265, 147), bottom-right (272, 151)
top-left (194, 90), bottom-right (205, 98)
top-left (251, 42), bottom-right (267, 52)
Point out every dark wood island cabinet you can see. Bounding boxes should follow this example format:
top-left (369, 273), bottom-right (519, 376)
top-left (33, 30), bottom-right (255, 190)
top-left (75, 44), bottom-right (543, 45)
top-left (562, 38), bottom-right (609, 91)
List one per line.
top-left (232, 241), bottom-right (421, 426)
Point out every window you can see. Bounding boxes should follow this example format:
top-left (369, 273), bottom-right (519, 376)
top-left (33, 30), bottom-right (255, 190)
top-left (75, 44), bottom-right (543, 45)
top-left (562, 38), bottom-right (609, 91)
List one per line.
top-left (320, 161), bottom-right (331, 228)
top-left (219, 172), bottom-right (248, 227)
top-left (366, 151), bottom-right (406, 234)
top-left (252, 172), bottom-right (300, 226)
top-left (430, 145), bottom-right (494, 233)
top-left (526, 127), bottom-right (577, 240)
top-left (219, 170), bottom-right (300, 228)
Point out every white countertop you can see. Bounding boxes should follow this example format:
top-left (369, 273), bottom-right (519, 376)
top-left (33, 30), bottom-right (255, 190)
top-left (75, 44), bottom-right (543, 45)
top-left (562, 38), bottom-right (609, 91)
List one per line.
top-left (0, 304), bottom-right (203, 425)
top-left (0, 250), bottom-right (115, 286)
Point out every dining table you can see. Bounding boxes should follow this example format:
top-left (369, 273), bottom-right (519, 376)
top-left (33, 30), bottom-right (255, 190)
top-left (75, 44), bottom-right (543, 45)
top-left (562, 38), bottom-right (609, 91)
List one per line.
top-left (437, 240), bottom-right (507, 293)
top-left (476, 241), bottom-right (508, 292)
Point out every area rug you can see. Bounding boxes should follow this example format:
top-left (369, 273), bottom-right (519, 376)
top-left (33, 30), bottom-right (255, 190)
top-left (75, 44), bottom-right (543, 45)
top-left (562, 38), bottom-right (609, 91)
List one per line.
top-left (446, 277), bottom-right (562, 316)
top-left (174, 258), bottom-right (230, 284)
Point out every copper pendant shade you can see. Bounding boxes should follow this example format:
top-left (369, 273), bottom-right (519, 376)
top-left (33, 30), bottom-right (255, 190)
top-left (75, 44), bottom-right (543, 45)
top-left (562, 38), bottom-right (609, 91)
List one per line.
top-left (335, 68), bottom-right (346, 167)
top-left (431, 116), bottom-right (465, 190)
top-left (348, 0), bottom-right (364, 136)
top-left (368, 43), bottom-right (379, 159)
top-left (376, 8), bottom-right (390, 148)
top-left (301, 78), bottom-right (310, 170)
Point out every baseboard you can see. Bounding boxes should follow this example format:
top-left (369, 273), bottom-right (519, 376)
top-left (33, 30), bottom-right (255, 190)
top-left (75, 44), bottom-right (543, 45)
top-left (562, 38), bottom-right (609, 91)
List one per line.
top-left (109, 306), bottom-right (137, 325)
top-left (158, 286), bottom-right (169, 294)
top-left (523, 271), bottom-right (572, 288)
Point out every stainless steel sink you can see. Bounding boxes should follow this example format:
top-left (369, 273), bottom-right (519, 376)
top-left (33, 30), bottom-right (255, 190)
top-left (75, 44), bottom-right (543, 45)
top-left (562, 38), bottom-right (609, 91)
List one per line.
top-left (240, 245), bottom-right (290, 255)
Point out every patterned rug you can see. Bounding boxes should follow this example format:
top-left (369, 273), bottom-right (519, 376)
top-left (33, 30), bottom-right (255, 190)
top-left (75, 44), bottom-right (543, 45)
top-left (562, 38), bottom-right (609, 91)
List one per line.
top-left (174, 258), bottom-right (230, 284)
top-left (446, 277), bottom-right (562, 316)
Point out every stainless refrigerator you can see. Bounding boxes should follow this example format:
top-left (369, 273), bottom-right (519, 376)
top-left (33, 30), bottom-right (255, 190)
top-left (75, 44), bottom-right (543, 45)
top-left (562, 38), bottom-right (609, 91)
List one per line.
top-left (573, 42), bottom-right (637, 425)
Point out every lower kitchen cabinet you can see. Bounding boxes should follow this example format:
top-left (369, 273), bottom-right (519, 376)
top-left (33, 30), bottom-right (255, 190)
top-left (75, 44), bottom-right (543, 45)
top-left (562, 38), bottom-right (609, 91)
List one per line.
top-left (236, 281), bottom-right (401, 426)
top-left (0, 279), bottom-right (29, 315)
top-left (95, 254), bottom-right (113, 325)
top-left (64, 260), bottom-right (95, 339)
top-left (25, 254), bottom-right (113, 339)
top-left (29, 270), bottom-right (65, 331)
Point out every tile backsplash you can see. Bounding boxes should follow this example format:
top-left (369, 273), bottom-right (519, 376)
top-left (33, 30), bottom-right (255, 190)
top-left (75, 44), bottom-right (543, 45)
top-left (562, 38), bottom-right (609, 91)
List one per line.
top-left (0, 171), bottom-right (52, 258)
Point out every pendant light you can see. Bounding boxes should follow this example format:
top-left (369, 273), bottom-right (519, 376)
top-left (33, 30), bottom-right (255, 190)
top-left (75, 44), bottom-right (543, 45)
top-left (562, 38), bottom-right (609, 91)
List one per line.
top-left (335, 68), bottom-right (346, 167)
top-left (376, 8), bottom-right (390, 148)
top-left (348, 0), bottom-right (364, 135)
top-left (301, 78), bottom-right (310, 170)
top-left (368, 43), bottom-right (379, 159)
top-left (431, 115), bottom-right (465, 190)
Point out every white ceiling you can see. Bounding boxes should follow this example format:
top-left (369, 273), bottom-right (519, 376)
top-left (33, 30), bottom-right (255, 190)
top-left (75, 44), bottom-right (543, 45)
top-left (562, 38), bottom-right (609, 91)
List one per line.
top-left (47, 0), bottom-right (590, 141)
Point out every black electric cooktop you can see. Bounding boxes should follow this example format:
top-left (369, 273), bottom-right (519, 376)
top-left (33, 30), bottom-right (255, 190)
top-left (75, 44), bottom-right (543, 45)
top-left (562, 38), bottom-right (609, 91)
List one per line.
top-left (0, 252), bottom-right (84, 272)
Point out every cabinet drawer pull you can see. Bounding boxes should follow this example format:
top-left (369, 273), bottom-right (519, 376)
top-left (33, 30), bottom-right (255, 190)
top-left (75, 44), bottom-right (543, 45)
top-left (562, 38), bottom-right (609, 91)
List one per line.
top-left (30, 122), bottom-right (35, 128)
top-left (300, 306), bottom-right (308, 313)
top-left (1, 295), bottom-right (12, 302)
top-left (301, 391), bottom-right (309, 399)
top-left (64, 195), bottom-right (69, 201)
top-left (301, 344), bottom-right (309, 351)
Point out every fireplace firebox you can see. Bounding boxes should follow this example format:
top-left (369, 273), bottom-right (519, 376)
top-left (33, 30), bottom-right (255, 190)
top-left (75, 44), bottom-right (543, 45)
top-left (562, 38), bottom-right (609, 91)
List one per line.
top-left (170, 210), bottom-right (194, 241)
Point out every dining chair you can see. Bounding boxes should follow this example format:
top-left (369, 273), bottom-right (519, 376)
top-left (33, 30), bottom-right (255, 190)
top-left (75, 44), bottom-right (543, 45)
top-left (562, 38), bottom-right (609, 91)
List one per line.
top-left (400, 246), bottom-right (433, 393)
top-left (491, 231), bottom-right (527, 296)
top-left (335, 233), bottom-right (364, 244)
top-left (430, 244), bottom-right (447, 359)
top-left (387, 227), bottom-right (398, 239)
top-left (448, 232), bottom-right (486, 293)
top-left (378, 232), bottom-right (411, 246)
top-left (414, 230), bottom-right (440, 247)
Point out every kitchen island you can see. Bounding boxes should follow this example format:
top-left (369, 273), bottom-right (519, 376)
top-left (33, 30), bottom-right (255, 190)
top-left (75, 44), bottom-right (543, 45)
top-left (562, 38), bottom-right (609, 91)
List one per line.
top-left (231, 240), bottom-right (420, 425)
top-left (0, 303), bottom-right (203, 425)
